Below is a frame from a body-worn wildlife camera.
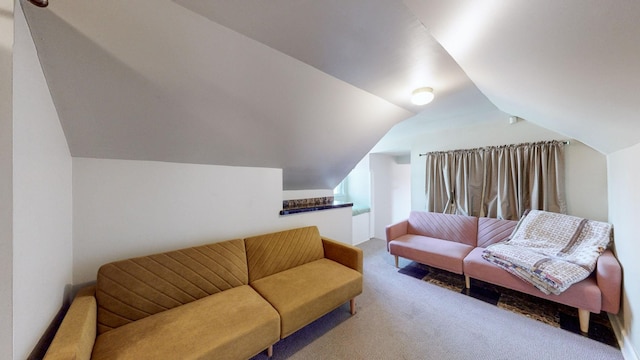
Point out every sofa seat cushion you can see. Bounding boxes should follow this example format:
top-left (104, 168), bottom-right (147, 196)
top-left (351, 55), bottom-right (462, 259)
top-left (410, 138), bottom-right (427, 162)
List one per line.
top-left (92, 285), bottom-right (280, 360)
top-left (463, 247), bottom-right (602, 313)
top-left (250, 258), bottom-right (363, 338)
top-left (389, 234), bottom-right (475, 274)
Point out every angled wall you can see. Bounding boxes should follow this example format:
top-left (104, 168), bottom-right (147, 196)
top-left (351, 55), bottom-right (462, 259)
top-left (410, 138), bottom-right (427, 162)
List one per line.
top-left (0, 0), bottom-right (13, 357)
top-left (12, 3), bottom-right (73, 358)
top-left (608, 144), bottom-right (640, 360)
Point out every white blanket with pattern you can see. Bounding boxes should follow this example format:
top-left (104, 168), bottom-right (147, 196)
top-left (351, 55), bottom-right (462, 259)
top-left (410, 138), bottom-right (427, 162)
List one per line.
top-left (482, 210), bottom-right (612, 295)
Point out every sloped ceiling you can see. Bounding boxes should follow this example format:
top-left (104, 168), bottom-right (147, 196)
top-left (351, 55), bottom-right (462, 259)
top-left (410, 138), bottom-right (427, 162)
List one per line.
top-left (404, 0), bottom-right (640, 154)
top-left (22, 0), bottom-right (415, 190)
top-left (22, 0), bottom-right (640, 189)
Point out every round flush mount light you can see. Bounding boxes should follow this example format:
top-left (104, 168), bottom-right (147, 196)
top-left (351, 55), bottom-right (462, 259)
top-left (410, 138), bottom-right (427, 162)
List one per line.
top-left (411, 87), bottom-right (435, 105)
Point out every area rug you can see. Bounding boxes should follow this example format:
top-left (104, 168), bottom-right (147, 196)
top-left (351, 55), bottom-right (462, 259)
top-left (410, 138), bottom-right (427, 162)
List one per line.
top-left (398, 261), bottom-right (619, 348)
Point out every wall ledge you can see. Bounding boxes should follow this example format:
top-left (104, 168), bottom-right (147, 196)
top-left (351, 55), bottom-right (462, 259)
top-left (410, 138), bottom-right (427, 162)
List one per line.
top-left (280, 196), bottom-right (352, 215)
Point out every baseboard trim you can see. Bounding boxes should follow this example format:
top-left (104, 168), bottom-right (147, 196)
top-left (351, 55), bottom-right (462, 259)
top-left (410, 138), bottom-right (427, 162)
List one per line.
top-left (609, 313), bottom-right (639, 360)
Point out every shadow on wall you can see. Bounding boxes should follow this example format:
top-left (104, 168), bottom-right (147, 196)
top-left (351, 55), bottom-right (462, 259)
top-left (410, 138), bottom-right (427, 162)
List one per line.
top-left (27, 284), bottom-right (74, 359)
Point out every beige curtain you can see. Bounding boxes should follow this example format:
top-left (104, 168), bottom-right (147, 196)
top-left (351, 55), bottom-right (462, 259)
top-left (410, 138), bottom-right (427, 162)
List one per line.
top-left (424, 140), bottom-right (567, 220)
top-left (425, 152), bottom-right (455, 214)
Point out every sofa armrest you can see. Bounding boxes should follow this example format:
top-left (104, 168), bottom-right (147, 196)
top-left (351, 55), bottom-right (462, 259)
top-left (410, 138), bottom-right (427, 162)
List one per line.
top-left (322, 237), bottom-right (363, 274)
top-left (385, 220), bottom-right (408, 243)
top-left (596, 250), bottom-right (622, 314)
top-left (44, 286), bottom-right (97, 360)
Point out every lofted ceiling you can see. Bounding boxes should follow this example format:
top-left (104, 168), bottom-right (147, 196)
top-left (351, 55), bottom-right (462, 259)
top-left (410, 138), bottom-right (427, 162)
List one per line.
top-left (404, 0), bottom-right (640, 154)
top-left (21, 0), bottom-right (640, 190)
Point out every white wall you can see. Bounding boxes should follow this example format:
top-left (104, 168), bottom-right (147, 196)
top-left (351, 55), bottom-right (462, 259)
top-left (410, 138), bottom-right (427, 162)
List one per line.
top-left (285, 205), bottom-right (352, 244)
top-left (352, 213), bottom-right (370, 245)
top-left (346, 156), bottom-right (371, 208)
top-left (341, 156), bottom-right (372, 245)
top-left (0, 0), bottom-right (13, 357)
top-left (411, 119), bottom-right (608, 221)
top-left (391, 160), bottom-right (411, 222)
top-left (370, 154), bottom-right (393, 239)
top-left (370, 154), bottom-right (412, 239)
top-left (12, 3), bottom-right (74, 359)
top-left (283, 189), bottom-right (333, 200)
top-left (608, 144), bottom-right (640, 360)
top-left (564, 140), bottom-right (608, 222)
top-left (73, 158), bottom-right (352, 283)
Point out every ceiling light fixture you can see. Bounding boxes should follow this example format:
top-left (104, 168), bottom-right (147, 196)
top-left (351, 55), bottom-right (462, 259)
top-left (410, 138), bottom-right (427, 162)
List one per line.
top-left (411, 87), bottom-right (435, 105)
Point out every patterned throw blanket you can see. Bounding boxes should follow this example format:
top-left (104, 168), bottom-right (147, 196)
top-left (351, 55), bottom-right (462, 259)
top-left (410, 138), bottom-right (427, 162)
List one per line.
top-left (482, 210), bottom-right (612, 295)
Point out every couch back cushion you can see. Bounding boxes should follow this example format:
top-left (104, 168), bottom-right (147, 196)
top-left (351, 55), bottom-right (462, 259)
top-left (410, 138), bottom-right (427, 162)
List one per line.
top-left (245, 226), bottom-right (325, 283)
top-left (477, 217), bottom-right (518, 247)
top-left (96, 238), bottom-right (248, 334)
top-left (407, 211), bottom-right (478, 246)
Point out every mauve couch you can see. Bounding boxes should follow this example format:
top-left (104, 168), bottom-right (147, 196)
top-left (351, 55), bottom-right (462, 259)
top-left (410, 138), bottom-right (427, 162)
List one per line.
top-left (44, 226), bottom-right (363, 360)
top-left (386, 211), bottom-right (621, 333)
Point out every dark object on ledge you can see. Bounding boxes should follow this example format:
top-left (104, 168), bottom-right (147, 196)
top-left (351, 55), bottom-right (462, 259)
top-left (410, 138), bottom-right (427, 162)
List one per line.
top-left (280, 201), bottom-right (352, 215)
top-left (29, 0), bottom-right (49, 7)
top-left (280, 196), bottom-right (353, 215)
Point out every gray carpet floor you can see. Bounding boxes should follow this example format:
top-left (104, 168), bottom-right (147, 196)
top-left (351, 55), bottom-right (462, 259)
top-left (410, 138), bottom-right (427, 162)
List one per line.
top-left (409, 261), bottom-right (618, 346)
top-left (251, 238), bottom-right (623, 360)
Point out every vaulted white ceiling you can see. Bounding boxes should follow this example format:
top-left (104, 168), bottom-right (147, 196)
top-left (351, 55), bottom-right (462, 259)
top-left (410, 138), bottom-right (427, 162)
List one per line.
top-left (22, 0), bottom-right (640, 189)
top-left (405, 0), bottom-right (640, 154)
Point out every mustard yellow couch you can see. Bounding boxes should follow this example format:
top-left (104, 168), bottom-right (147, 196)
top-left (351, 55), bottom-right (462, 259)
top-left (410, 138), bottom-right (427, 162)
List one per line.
top-left (44, 226), bottom-right (363, 360)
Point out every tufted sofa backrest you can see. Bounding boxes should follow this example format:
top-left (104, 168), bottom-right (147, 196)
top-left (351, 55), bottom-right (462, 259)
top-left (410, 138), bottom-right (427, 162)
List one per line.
top-left (244, 226), bottom-right (325, 283)
top-left (407, 211), bottom-right (478, 246)
top-left (476, 217), bottom-right (518, 248)
top-left (95, 238), bottom-right (248, 334)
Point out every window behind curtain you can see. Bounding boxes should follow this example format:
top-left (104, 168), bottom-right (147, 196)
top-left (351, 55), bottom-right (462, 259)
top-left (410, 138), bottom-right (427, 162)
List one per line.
top-left (425, 140), bottom-right (567, 220)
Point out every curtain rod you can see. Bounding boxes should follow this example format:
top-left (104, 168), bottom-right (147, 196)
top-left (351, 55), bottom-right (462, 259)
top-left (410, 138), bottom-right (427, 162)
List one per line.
top-left (418, 140), bottom-right (570, 157)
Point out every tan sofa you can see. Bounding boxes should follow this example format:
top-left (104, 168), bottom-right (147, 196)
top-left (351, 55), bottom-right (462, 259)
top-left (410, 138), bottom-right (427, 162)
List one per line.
top-left (44, 226), bottom-right (363, 360)
top-left (386, 211), bottom-right (621, 333)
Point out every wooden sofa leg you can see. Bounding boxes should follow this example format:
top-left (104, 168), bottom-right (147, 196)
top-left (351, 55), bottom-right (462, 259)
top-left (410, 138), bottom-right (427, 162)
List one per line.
top-left (267, 345), bottom-right (273, 358)
top-left (394, 255), bottom-right (399, 268)
top-left (350, 298), bottom-right (356, 315)
top-left (578, 309), bottom-right (590, 333)
top-left (465, 275), bottom-right (470, 289)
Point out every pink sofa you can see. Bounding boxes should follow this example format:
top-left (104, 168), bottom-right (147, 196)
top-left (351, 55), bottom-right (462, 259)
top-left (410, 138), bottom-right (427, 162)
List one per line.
top-left (386, 211), bottom-right (621, 333)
